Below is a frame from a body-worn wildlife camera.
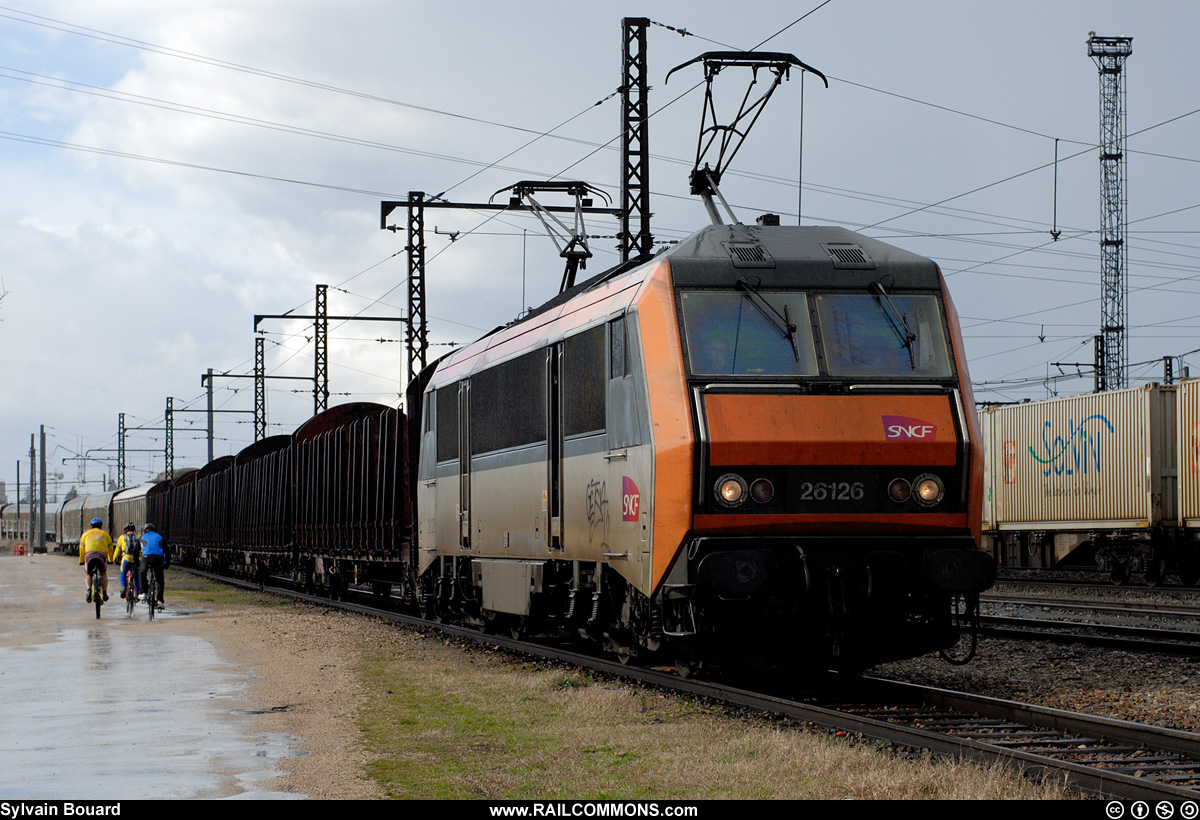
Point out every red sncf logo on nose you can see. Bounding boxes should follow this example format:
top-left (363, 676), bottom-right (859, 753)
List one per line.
top-left (622, 476), bottom-right (641, 522)
top-left (883, 416), bottom-right (937, 441)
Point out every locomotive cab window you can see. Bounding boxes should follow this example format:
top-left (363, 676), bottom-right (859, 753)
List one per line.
top-left (815, 293), bottom-right (953, 379)
top-left (680, 291), bottom-right (818, 377)
top-left (610, 315), bottom-right (627, 380)
top-left (435, 383), bottom-right (460, 463)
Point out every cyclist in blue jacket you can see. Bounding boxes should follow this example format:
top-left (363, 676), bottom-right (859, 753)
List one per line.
top-left (139, 524), bottom-right (167, 609)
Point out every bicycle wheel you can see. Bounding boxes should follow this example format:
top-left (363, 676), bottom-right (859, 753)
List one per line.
top-left (92, 569), bottom-right (102, 620)
top-left (125, 568), bottom-right (136, 617)
top-left (147, 573), bottom-right (157, 622)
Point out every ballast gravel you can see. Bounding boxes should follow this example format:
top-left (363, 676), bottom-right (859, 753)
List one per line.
top-left (874, 579), bottom-right (1200, 734)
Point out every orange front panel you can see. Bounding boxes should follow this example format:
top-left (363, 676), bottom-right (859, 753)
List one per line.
top-left (704, 393), bottom-right (959, 467)
top-left (635, 261), bottom-right (695, 591)
top-left (940, 274), bottom-right (984, 542)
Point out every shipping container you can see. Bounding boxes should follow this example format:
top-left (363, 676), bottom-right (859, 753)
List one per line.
top-left (1177, 379), bottom-right (1200, 525)
top-left (980, 384), bottom-right (1183, 584)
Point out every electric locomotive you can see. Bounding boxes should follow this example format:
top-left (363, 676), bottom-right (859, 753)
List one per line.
top-left (149, 47), bottom-right (994, 675)
top-left (415, 219), bottom-right (993, 671)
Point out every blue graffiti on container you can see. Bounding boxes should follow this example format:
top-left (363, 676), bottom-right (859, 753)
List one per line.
top-left (1029, 414), bottom-right (1114, 477)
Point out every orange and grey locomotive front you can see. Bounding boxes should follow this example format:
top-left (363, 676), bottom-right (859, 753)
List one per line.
top-left (415, 222), bottom-right (992, 672)
top-left (646, 224), bottom-right (991, 670)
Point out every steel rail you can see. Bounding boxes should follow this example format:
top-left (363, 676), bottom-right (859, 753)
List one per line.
top-left (984, 594), bottom-right (1200, 620)
top-left (976, 615), bottom-right (1200, 656)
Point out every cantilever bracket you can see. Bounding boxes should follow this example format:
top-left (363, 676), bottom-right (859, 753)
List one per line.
top-left (491, 181), bottom-right (614, 292)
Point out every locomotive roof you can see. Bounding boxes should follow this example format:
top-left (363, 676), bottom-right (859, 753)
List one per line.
top-left (505, 225), bottom-right (939, 332)
top-left (430, 223), bottom-right (944, 386)
top-left (662, 224), bottom-right (942, 290)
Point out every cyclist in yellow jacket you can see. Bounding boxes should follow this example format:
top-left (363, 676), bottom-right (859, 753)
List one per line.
top-left (79, 518), bottom-right (115, 603)
top-left (113, 523), bottom-right (142, 600)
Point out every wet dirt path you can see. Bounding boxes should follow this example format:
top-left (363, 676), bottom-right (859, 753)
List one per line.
top-left (0, 554), bottom-right (303, 799)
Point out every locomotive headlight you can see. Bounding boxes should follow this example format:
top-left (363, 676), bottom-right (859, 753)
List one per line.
top-left (750, 478), bottom-right (775, 504)
top-left (715, 474), bottom-right (748, 507)
top-left (887, 477), bottom-right (912, 503)
top-left (912, 473), bottom-right (945, 507)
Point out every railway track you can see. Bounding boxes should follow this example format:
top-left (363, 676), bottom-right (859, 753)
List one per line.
top-left (977, 614), bottom-right (1200, 655)
top-left (985, 594), bottom-right (1200, 621)
top-left (979, 588), bottom-right (1200, 653)
top-left (996, 568), bottom-right (1200, 593)
top-left (192, 567), bottom-right (1200, 800)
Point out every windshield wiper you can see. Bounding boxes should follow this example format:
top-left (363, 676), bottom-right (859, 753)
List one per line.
top-left (868, 279), bottom-right (916, 369)
top-left (735, 277), bottom-right (800, 361)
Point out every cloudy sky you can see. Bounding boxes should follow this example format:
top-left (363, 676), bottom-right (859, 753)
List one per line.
top-left (2, 0), bottom-right (1197, 499)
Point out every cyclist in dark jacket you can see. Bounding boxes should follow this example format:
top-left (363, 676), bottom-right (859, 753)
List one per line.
top-left (139, 524), bottom-right (167, 609)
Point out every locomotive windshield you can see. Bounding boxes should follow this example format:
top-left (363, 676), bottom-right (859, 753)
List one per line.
top-left (680, 289), bottom-right (954, 380)
top-left (680, 291), bottom-right (819, 376)
top-left (815, 293), bottom-right (952, 379)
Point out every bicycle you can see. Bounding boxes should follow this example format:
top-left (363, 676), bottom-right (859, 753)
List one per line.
top-left (88, 560), bottom-right (104, 620)
top-left (124, 563), bottom-right (137, 618)
top-left (145, 568), bottom-right (159, 622)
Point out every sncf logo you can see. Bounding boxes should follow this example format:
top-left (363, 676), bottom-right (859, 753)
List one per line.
top-left (622, 476), bottom-right (641, 522)
top-left (883, 415), bottom-right (937, 441)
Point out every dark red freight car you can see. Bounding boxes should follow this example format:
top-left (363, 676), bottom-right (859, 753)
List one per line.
top-left (231, 435), bottom-right (292, 567)
top-left (157, 402), bottom-right (412, 598)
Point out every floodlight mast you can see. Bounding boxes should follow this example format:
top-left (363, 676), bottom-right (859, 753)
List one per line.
top-left (667, 51), bottom-right (827, 225)
top-left (1087, 34), bottom-right (1132, 391)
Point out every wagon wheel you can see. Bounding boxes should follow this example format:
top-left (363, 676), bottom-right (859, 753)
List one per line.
top-left (422, 596), bottom-right (443, 624)
top-left (674, 657), bottom-right (704, 679)
top-left (480, 610), bottom-right (502, 635)
top-left (1144, 559), bottom-right (1168, 588)
top-left (509, 617), bottom-right (529, 641)
top-left (1109, 560), bottom-right (1130, 586)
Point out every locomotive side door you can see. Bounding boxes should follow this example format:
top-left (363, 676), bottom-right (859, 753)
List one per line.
top-left (422, 380), bottom-right (467, 574)
top-left (458, 380), bottom-right (471, 549)
top-left (548, 343), bottom-right (563, 549)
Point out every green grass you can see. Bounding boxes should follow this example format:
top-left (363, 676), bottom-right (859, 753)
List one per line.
top-left (168, 569), bottom-right (282, 607)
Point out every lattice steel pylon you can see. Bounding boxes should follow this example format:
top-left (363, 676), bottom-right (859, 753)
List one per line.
top-left (117, 412), bottom-right (126, 489)
top-left (620, 17), bottom-right (652, 261)
top-left (314, 284), bottom-right (329, 414)
top-left (254, 336), bottom-right (266, 441)
top-left (406, 192), bottom-right (428, 382)
top-left (1088, 34), bottom-right (1132, 391)
top-left (164, 396), bottom-right (174, 479)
